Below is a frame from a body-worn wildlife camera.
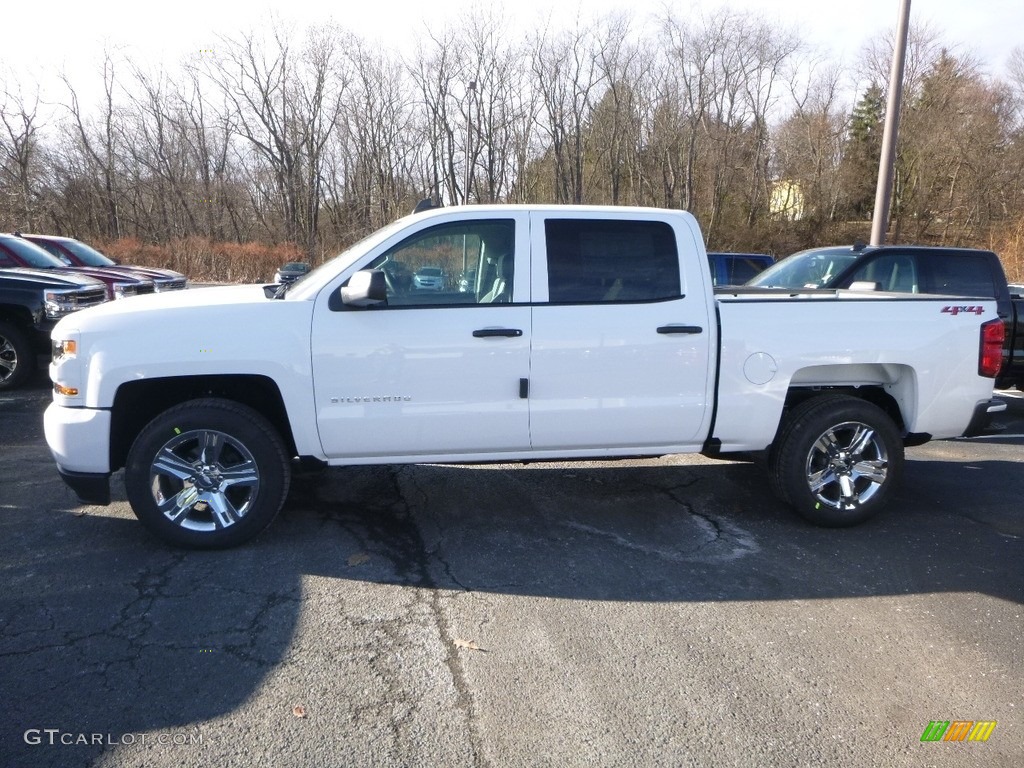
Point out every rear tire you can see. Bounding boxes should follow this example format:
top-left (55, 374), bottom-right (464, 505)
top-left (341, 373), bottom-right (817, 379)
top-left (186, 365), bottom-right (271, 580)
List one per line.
top-left (125, 398), bottom-right (291, 549)
top-left (769, 395), bottom-right (903, 527)
top-left (0, 321), bottom-right (34, 391)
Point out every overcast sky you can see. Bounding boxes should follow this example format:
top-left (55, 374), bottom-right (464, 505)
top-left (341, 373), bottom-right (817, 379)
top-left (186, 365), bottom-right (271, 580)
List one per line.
top-left (3, 0), bottom-right (1022, 92)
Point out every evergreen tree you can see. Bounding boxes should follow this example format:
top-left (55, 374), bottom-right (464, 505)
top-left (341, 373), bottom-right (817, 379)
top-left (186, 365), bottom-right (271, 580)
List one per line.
top-left (841, 83), bottom-right (884, 218)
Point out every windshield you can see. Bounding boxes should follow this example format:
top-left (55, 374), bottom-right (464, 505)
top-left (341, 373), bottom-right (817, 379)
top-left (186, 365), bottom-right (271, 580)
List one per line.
top-left (59, 238), bottom-right (117, 267)
top-left (1, 236), bottom-right (67, 268)
top-left (746, 249), bottom-right (859, 289)
top-left (285, 214), bottom-right (420, 301)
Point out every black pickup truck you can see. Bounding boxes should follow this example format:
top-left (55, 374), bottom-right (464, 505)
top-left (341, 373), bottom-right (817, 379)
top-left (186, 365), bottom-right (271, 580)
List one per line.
top-left (0, 268), bottom-right (109, 390)
top-left (745, 244), bottom-right (1024, 390)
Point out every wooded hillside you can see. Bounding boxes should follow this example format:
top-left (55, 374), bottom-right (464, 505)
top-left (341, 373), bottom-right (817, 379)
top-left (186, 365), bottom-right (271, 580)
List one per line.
top-left (3, 9), bottom-right (1023, 281)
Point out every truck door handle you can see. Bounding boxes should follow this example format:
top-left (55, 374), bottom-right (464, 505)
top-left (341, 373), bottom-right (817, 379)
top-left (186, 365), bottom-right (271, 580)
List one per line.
top-left (657, 325), bottom-right (703, 335)
top-left (473, 328), bottom-right (523, 338)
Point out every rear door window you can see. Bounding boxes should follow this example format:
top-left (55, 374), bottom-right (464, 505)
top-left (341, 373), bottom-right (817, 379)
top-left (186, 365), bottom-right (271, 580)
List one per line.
top-left (544, 219), bottom-right (680, 303)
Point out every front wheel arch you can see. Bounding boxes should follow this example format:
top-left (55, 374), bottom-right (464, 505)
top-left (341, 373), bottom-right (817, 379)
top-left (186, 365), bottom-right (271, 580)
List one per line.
top-left (110, 374), bottom-right (297, 473)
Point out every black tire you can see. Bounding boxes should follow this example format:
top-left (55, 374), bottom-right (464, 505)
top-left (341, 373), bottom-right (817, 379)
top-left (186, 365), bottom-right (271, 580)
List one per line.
top-left (768, 394), bottom-right (904, 527)
top-left (0, 321), bottom-right (35, 391)
top-left (125, 398), bottom-right (291, 549)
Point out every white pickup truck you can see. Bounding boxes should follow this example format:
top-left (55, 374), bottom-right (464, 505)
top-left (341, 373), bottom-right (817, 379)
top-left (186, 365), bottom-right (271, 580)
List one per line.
top-left (44, 205), bottom-right (1006, 548)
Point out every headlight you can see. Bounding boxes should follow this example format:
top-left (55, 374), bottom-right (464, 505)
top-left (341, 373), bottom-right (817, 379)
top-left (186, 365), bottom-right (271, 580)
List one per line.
top-left (50, 332), bottom-right (82, 400)
top-left (44, 289), bottom-right (79, 319)
top-left (153, 278), bottom-right (186, 292)
top-left (112, 282), bottom-right (139, 299)
top-left (52, 338), bottom-right (77, 360)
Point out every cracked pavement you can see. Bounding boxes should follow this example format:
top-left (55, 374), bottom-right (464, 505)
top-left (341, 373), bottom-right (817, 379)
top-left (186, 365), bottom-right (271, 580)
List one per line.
top-left (1, 376), bottom-right (1022, 767)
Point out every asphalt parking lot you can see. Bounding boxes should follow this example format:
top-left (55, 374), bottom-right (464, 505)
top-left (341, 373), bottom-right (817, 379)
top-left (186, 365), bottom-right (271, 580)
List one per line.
top-left (1, 373), bottom-right (1021, 768)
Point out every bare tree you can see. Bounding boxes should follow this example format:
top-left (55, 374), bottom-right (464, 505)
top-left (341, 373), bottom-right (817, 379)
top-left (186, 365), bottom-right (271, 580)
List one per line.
top-left (531, 21), bottom-right (606, 203)
top-left (61, 51), bottom-right (125, 238)
top-left (0, 81), bottom-right (43, 229)
top-left (0, 9), bottom-right (1019, 277)
top-left (739, 20), bottom-right (803, 226)
top-left (176, 67), bottom-right (243, 241)
top-left (773, 63), bottom-right (848, 237)
top-left (409, 27), bottom-right (471, 205)
top-left (587, 13), bottom-right (648, 205)
top-left (336, 37), bottom-right (418, 231)
top-left (462, 9), bottom-right (529, 204)
top-left (206, 23), bottom-right (346, 255)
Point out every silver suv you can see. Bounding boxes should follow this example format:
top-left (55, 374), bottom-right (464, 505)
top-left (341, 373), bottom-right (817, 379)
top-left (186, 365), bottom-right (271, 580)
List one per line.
top-left (412, 266), bottom-right (445, 291)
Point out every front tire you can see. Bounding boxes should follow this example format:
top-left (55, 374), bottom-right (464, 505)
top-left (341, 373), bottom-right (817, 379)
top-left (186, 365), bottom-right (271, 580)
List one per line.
top-left (125, 398), bottom-right (291, 549)
top-left (769, 395), bottom-right (904, 527)
top-left (0, 321), bottom-right (34, 391)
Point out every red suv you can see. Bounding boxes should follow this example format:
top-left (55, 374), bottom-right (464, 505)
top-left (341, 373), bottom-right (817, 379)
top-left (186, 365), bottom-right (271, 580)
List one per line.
top-left (19, 234), bottom-right (188, 292)
top-left (0, 234), bottom-right (154, 300)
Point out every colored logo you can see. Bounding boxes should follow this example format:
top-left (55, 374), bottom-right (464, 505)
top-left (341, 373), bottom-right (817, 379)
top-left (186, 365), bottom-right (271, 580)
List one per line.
top-left (920, 720), bottom-right (997, 742)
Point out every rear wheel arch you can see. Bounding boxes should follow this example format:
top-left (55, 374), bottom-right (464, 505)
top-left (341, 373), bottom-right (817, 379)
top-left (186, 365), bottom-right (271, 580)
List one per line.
top-left (781, 385), bottom-right (906, 434)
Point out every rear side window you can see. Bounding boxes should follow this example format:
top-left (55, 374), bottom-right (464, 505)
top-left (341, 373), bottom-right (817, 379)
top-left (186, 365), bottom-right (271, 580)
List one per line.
top-left (921, 254), bottom-right (996, 298)
top-left (545, 219), bottom-right (680, 303)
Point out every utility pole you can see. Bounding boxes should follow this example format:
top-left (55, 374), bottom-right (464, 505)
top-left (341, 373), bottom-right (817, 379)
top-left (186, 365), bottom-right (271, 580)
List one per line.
top-left (870, 0), bottom-right (912, 245)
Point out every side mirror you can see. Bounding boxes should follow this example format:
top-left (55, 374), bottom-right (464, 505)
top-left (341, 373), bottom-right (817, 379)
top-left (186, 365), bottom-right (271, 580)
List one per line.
top-left (340, 269), bottom-right (387, 307)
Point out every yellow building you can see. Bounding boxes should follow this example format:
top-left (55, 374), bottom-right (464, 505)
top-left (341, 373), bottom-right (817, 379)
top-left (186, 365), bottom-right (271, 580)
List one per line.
top-left (770, 180), bottom-right (805, 221)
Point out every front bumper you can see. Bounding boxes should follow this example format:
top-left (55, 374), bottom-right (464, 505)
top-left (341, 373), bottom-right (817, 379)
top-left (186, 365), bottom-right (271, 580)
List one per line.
top-left (57, 468), bottom-right (111, 505)
top-left (44, 402), bottom-right (113, 505)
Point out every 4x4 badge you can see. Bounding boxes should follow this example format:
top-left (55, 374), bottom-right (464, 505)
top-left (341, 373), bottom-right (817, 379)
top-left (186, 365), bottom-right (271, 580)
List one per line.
top-left (941, 305), bottom-right (985, 316)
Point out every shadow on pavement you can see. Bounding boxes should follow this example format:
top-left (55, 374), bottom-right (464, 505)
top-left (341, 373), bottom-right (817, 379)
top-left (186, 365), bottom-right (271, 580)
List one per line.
top-left (1, 380), bottom-right (1021, 765)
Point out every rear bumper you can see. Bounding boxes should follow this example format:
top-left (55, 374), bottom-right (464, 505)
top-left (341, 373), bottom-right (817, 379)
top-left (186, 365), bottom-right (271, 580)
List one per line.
top-left (962, 398), bottom-right (1008, 437)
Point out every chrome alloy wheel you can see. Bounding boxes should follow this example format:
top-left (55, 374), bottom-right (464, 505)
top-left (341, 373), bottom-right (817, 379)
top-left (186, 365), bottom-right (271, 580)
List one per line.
top-left (804, 420), bottom-right (888, 510)
top-left (148, 429), bottom-right (261, 531)
top-left (0, 336), bottom-right (17, 383)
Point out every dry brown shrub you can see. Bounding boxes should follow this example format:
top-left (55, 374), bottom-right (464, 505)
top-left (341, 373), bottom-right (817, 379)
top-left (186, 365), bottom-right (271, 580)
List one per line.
top-left (988, 217), bottom-right (1024, 284)
top-left (86, 218), bottom-right (1024, 287)
top-left (95, 238), bottom-right (305, 284)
